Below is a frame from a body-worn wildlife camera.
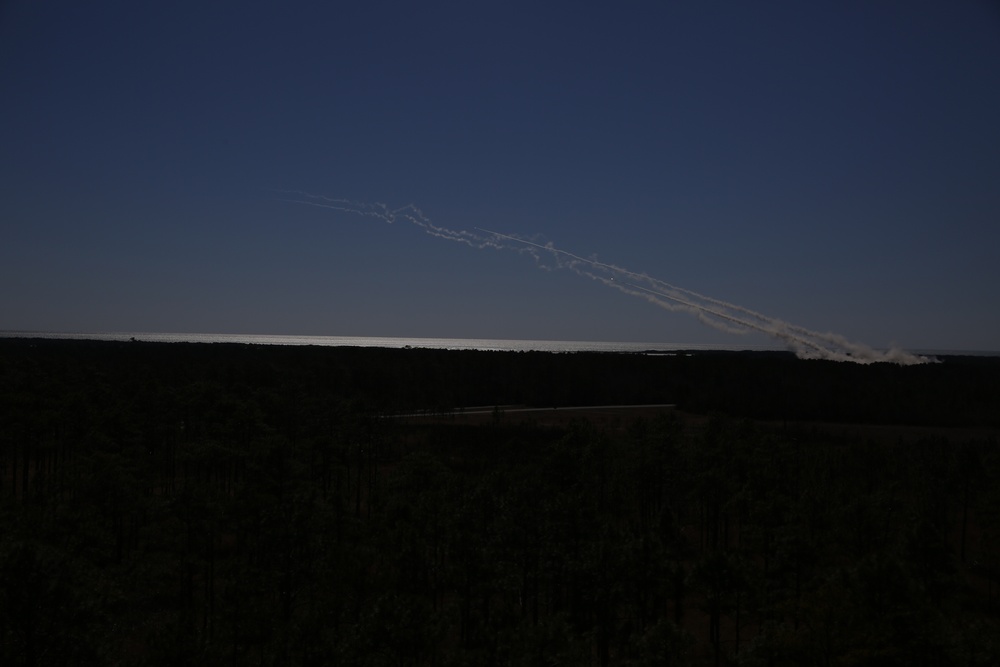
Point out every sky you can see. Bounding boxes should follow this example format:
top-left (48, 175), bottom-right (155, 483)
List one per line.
top-left (2, 0), bottom-right (999, 354)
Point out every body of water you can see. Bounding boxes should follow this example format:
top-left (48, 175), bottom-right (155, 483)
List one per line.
top-left (2, 331), bottom-right (995, 357)
top-left (0, 331), bottom-right (786, 354)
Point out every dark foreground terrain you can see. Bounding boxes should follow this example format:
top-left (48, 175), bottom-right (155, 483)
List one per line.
top-left (1, 338), bottom-right (999, 665)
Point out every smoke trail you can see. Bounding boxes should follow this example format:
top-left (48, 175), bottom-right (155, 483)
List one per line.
top-left (279, 191), bottom-right (931, 365)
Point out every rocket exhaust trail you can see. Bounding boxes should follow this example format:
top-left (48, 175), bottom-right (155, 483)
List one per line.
top-left (475, 226), bottom-right (921, 363)
top-left (281, 191), bottom-right (931, 365)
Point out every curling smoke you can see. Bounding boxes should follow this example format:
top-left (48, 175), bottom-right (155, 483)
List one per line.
top-left (279, 191), bottom-right (932, 365)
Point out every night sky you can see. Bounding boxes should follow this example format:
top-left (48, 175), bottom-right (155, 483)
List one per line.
top-left (2, 1), bottom-right (999, 353)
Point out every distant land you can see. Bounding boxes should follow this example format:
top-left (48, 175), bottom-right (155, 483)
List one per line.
top-left (2, 330), bottom-right (996, 358)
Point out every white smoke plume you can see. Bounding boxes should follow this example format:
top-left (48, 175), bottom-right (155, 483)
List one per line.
top-left (278, 191), bottom-right (932, 365)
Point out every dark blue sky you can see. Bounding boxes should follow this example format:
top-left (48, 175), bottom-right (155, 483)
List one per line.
top-left (3, 1), bottom-right (999, 352)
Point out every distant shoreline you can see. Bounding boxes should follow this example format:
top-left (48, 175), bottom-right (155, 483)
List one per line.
top-left (2, 330), bottom-right (994, 357)
top-left (0, 330), bottom-right (783, 354)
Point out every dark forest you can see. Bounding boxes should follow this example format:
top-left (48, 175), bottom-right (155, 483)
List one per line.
top-left (2, 338), bottom-right (999, 665)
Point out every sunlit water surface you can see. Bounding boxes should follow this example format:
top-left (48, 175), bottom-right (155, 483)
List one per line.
top-left (1, 331), bottom-right (783, 353)
top-left (2, 331), bottom-right (994, 357)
